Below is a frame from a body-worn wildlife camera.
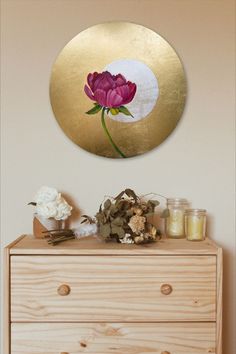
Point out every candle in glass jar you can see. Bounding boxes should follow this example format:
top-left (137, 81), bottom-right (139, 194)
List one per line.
top-left (166, 209), bottom-right (185, 236)
top-left (185, 209), bottom-right (206, 241)
top-left (166, 198), bottom-right (189, 238)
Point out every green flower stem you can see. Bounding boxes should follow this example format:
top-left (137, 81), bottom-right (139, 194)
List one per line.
top-left (101, 107), bottom-right (127, 158)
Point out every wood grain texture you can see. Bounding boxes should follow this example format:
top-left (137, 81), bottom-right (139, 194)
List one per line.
top-left (216, 248), bottom-right (223, 354)
top-left (10, 235), bottom-right (219, 255)
top-left (11, 322), bottom-right (216, 354)
top-left (11, 255), bottom-right (216, 322)
top-left (4, 235), bottom-right (26, 354)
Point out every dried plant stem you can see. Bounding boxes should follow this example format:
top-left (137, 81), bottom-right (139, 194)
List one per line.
top-left (44, 229), bottom-right (75, 246)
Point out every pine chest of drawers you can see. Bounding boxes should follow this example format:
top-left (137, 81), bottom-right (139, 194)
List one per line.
top-left (4, 235), bottom-right (222, 354)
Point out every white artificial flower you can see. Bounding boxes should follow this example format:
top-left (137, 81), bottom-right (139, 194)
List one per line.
top-left (74, 224), bottom-right (98, 238)
top-left (36, 201), bottom-right (58, 219)
top-left (35, 186), bottom-right (59, 204)
top-left (120, 234), bottom-right (134, 244)
top-left (33, 186), bottom-right (73, 221)
top-left (54, 198), bottom-right (72, 220)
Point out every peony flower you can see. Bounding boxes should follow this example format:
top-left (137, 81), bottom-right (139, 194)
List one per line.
top-left (84, 71), bottom-right (137, 158)
top-left (128, 215), bottom-right (146, 234)
top-left (35, 186), bottom-right (59, 204)
top-left (84, 71), bottom-right (136, 109)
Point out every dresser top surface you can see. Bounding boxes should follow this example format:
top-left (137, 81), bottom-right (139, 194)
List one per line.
top-left (7, 235), bottom-right (220, 255)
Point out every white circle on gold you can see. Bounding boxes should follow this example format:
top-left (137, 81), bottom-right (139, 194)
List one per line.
top-left (104, 59), bottom-right (159, 123)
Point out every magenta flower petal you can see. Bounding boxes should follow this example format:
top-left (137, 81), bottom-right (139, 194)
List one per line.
top-left (87, 72), bottom-right (98, 91)
top-left (94, 89), bottom-right (107, 107)
top-left (114, 74), bottom-right (126, 86)
top-left (84, 85), bottom-right (95, 101)
top-left (124, 82), bottom-right (137, 104)
top-left (94, 72), bottom-right (115, 92)
top-left (85, 70), bottom-right (137, 109)
top-left (106, 89), bottom-right (123, 108)
top-left (115, 85), bottom-right (130, 102)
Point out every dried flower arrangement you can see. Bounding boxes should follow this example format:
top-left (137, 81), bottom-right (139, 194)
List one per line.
top-left (82, 188), bottom-right (161, 245)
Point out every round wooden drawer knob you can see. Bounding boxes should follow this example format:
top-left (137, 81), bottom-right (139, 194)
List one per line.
top-left (161, 351), bottom-right (171, 354)
top-left (57, 284), bottom-right (71, 296)
top-left (160, 284), bottom-right (173, 295)
top-left (60, 352), bottom-right (69, 354)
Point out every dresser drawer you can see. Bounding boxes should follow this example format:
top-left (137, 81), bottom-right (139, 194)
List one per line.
top-left (11, 322), bottom-right (216, 354)
top-left (11, 255), bottom-right (216, 322)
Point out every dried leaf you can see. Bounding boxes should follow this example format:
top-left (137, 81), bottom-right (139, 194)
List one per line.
top-left (149, 200), bottom-right (160, 207)
top-left (160, 208), bottom-right (170, 218)
top-left (126, 209), bottom-right (134, 217)
top-left (125, 188), bottom-right (137, 201)
top-left (114, 190), bottom-right (125, 200)
top-left (99, 223), bottom-right (111, 238)
top-left (111, 225), bottom-right (125, 238)
top-left (81, 215), bottom-right (94, 224)
top-left (112, 217), bottom-right (124, 226)
top-left (104, 199), bottom-right (112, 210)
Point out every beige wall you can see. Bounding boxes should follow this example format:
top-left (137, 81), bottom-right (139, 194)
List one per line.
top-left (1, 0), bottom-right (235, 352)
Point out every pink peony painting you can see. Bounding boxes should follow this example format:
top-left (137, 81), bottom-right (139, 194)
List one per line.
top-left (84, 71), bottom-right (137, 158)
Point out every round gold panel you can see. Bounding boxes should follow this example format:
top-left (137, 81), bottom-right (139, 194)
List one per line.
top-left (50, 22), bottom-right (186, 158)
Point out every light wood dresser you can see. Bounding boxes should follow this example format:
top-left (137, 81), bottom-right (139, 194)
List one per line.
top-left (4, 235), bottom-right (222, 354)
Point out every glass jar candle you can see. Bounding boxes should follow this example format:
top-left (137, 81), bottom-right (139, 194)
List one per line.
top-left (165, 198), bottom-right (189, 238)
top-left (185, 209), bottom-right (206, 241)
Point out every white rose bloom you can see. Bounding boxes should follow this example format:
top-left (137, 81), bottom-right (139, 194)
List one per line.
top-left (35, 186), bottom-right (59, 204)
top-left (36, 201), bottom-right (58, 219)
top-left (55, 198), bottom-right (72, 220)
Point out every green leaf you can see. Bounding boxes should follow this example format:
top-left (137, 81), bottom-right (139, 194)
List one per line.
top-left (86, 104), bottom-right (102, 115)
top-left (119, 106), bottom-right (134, 117)
top-left (160, 208), bottom-right (170, 218)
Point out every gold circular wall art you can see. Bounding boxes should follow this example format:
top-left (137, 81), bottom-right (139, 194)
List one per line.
top-left (50, 22), bottom-right (187, 158)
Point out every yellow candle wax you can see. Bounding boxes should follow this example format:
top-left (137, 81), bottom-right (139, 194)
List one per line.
top-left (167, 209), bottom-right (185, 237)
top-left (185, 210), bottom-right (206, 241)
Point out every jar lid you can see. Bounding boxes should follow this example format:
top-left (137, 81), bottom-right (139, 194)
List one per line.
top-left (167, 198), bottom-right (189, 206)
top-left (185, 209), bottom-right (206, 215)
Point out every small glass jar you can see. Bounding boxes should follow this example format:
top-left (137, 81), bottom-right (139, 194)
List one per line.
top-left (165, 198), bottom-right (189, 238)
top-left (185, 209), bottom-right (206, 241)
